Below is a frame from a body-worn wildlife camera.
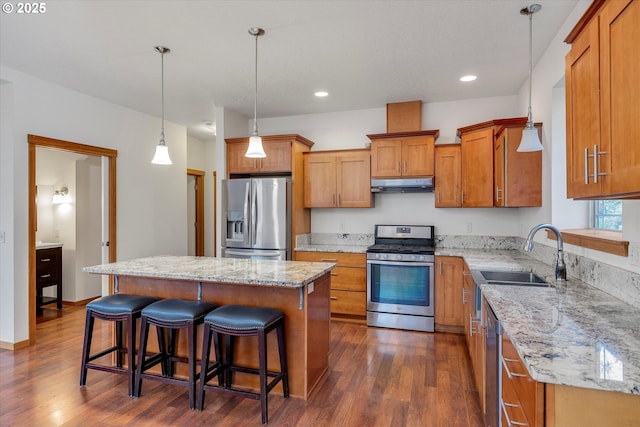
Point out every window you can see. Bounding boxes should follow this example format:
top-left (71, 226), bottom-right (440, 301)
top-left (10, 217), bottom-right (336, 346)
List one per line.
top-left (591, 200), bottom-right (623, 231)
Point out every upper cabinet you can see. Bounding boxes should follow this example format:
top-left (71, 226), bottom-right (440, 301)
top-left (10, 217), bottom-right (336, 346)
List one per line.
top-left (565, 0), bottom-right (640, 199)
top-left (225, 134), bottom-right (314, 175)
top-left (367, 130), bottom-right (439, 178)
top-left (434, 144), bottom-right (461, 208)
top-left (441, 118), bottom-right (542, 208)
top-left (303, 149), bottom-right (372, 208)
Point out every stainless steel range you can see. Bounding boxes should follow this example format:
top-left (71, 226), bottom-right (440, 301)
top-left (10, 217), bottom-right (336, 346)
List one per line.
top-left (366, 224), bottom-right (435, 332)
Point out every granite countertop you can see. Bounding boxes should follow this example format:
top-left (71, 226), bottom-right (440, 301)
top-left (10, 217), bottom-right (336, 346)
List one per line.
top-left (83, 256), bottom-right (335, 289)
top-left (294, 244), bottom-right (369, 254)
top-left (438, 248), bottom-right (640, 395)
top-left (36, 242), bottom-right (63, 249)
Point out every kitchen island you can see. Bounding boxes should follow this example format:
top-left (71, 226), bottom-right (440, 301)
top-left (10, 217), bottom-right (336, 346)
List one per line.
top-left (83, 256), bottom-right (335, 400)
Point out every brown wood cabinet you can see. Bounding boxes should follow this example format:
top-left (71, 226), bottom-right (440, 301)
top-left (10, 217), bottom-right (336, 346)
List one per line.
top-left (226, 135), bottom-right (313, 175)
top-left (294, 251), bottom-right (366, 321)
top-left (501, 329), bottom-right (544, 427)
top-left (36, 246), bottom-right (62, 313)
top-left (452, 118), bottom-right (542, 208)
top-left (494, 124), bottom-right (542, 207)
top-left (462, 262), bottom-right (485, 412)
top-left (303, 149), bottom-right (372, 208)
top-left (367, 130), bottom-right (439, 178)
top-left (434, 256), bottom-right (464, 332)
top-left (461, 128), bottom-right (494, 207)
top-left (565, 0), bottom-right (640, 199)
top-left (434, 144), bottom-right (461, 207)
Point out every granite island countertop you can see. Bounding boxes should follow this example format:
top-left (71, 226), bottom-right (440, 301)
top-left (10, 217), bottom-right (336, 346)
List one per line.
top-left (294, 244), bottom-right (368, 254)
top-left (83, 256), bottom-right (335, 288)
top-left (438, 248), bottom-right (640, 396)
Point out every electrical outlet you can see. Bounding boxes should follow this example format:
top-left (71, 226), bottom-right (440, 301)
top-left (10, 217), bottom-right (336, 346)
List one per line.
top-left (0, 231), bottom-right (5, 243)
top-left (466, 223), bottom-right (472, 233)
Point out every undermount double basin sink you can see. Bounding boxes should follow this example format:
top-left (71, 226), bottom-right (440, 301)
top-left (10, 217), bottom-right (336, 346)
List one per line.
top-left (480, 270), bottom-right (550, 287)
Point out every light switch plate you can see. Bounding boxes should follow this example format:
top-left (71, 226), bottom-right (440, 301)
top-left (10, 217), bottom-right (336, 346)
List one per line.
top-left (0, 231), bottom-right (5, 243)
top-left (630, 243), bottom-right (640, 267)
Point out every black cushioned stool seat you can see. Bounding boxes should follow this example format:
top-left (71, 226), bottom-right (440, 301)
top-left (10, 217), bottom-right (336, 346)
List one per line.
top-left (198, 304), bottom-right (289, 424)
top-left (80, 294), bottom-right (159, 396)
top-left (134, 298), bottom-right (216, 409)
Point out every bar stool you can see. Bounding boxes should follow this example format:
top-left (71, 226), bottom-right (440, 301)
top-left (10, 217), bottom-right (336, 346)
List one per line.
top-left (80, 276), bottom-right (159, 396)
top-left (198, 304), bottom-right (289, 425)
top-left (134, 292), bottom-right (217, 409)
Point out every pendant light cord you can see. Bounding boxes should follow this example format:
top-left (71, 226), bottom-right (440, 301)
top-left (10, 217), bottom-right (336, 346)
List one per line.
top-left (160, 49), bottom-right (166, 144)
top-left (253, 31), bottom-right (259, 136)
top-left (527, 10), bottom-right (533, 126)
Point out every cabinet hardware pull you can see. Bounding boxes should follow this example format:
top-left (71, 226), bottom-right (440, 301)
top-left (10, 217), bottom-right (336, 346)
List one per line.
top-left (462, 271), bottom-right (471, 276)
top-left (496, 187), bottom-right (502, 202)
top-left (462, 288), bottom-right (470, 304)
top-left (437, 191), bottom-right (440, 204)
top-left (439, 260), bottom-right (443, 275)
top-left (593, 144), bottom-right (607, 184)
top-left (501, 400), bottom-right (529, 427)
top-left (321, 258), bottom-right (337, 262)
top-left (337, 193), bottom-right (341, 207)
top-left (397, 162), bottom-right (401, 173)
top-left (330, 273), bottom-right (338, 276)
top-left (330, 296), bottom-right (338, 300)
top-left (469, 315), bottom-right (479, 336)
top-left (40, 274), bottom-right (51, 278)
top-left (403, 160), bottom-right (407, 173)
top-left (461, 191), bottom-right (465, 205)
top-left (502, 357), bottom-right (528, 379)
top-left (584, 147), bottom-right (589, 184)
top-left (41, 258), bottom-right (51, 262)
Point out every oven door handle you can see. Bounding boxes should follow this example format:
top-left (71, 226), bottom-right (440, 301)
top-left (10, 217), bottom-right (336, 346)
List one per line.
top-left (367, 260), bottom-right (435, 267)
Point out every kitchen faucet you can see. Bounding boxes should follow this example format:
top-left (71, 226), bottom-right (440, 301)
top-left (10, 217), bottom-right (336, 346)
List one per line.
top-left (524, 223), bottom-right (567, 281)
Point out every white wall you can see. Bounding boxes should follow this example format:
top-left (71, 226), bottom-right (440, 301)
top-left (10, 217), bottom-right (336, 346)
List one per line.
top-left (0, 65), bottom-right (188, 345)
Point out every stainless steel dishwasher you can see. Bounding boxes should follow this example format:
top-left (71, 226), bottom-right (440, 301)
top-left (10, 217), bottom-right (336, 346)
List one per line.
top-left (484, 297), bottom-right (501, 427)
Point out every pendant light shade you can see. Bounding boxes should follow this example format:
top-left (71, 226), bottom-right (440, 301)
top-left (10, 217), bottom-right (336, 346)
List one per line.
top-left (517, 4), bottom-right (544, 152)
top-left (151, 46), bottom-right (173, 165)
top-left (245, 27), bottom-right (267, 158)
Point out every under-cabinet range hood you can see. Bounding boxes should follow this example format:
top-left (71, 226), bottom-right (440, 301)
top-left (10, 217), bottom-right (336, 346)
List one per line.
top-left (371, 177), bottom-right (434, 193)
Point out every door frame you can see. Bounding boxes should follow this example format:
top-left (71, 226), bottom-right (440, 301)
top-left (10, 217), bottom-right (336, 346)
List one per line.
top-left (28, 134), bottom-right (117, 343)
top-left (187, 168), bottom-right (205, 256)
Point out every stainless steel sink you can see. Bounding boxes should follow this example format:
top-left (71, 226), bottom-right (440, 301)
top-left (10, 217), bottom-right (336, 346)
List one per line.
top-left (480, 270), bottom-right (549, 287)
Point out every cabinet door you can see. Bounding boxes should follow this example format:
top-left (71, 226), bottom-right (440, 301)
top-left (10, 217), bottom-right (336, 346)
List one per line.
top-left (227, 141), bottom-right (257, 174)
top-left (260, 140), bottom-right (292, 173)
top-left (461, 128), bottom-right (494, 207)
top-left (435, 256), bottom-right (464, 327)
top-left (494, 133), bottom-right (506, 207)
top-left (565, 17), bottom-right (603, 198)
top-left (336, 151), bottom-right (372, 208)
top-left (304, 153), bottom-right (336, 207)
top-left (371, 140), bottom-right (402, 178)
top-left (504, 127), bottom-right (542, 207)
top-left (402, 136), bottom-right (435, 177)
top-left (435, 144), bottom-right (461, 207)
top-left (601, 0), bottom-right (640, 196)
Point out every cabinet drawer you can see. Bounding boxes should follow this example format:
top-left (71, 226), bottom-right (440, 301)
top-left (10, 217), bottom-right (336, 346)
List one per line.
top-left (36, 248), bottom-right (61, 284)
top-left (501, 364), bottom-right (531, 427)
top-left (295, 251), bottom-right (365, 268)
top-left (330, 290), bottom-right (366, 316)
top-left (330, 267), bottom-right (366, 291)
top-left (502, 333), bottom-right (541, 426)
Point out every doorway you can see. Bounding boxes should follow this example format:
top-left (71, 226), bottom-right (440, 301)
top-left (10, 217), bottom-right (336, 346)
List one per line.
top-left (28, 134), bottom-right (117, 344)
top-left (187, 169), bottom-right (204, 256)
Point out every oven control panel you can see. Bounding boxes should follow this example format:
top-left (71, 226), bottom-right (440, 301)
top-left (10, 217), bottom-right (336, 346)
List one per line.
top-left (367, 253), bottom-right (434, 262)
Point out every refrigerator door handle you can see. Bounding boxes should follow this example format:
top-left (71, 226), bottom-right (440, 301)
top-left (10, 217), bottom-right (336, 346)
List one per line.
top-left (244, 181), bottom-right (252, 247)
top-left (251, 180), bottom-right (258, 247)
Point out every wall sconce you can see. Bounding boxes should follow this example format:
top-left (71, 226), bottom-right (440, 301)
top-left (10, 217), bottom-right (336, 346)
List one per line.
top-left (52, 187), bottom-right (69, 204)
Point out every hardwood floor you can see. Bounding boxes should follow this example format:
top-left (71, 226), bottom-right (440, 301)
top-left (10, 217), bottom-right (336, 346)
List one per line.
top-left (0, 306), bottom-right (483, 426)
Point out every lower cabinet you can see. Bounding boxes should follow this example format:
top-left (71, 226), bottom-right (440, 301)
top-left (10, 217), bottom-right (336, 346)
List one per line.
top-left (294, 251), bottom-right (366, 321)
top-left (36, 246), bottom-right (63, 313)
top-left (501, 328), bottom-right (544, 427)
top-left (434, 255), bottom-right (464, 332)
top-left (463, 261), bottom-right (485, 412)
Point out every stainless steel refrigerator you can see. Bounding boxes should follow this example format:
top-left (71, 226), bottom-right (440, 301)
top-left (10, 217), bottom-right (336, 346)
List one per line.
top-left (221, 177), bottom-right (291, 260)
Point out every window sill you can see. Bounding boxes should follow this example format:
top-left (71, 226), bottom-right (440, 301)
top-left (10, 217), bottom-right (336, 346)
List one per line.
top-left (546, 229), bottom-right (628, 257)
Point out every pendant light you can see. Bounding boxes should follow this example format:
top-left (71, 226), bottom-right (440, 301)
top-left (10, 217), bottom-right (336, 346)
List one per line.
top-left (151, 46), bottom-right (173, 165)
top-left (245, 27), bottom-right (267, 158)
top-left (517, 4), bottom-right (544, 152)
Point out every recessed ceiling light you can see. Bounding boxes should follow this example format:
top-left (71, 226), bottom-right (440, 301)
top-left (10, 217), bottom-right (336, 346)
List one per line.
top-left (460, 75), bottom-right (477, 82)
top-left (314, 91), bottom-right (329, 97)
